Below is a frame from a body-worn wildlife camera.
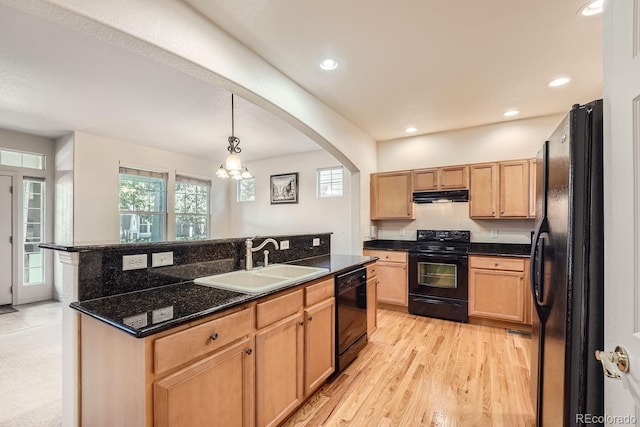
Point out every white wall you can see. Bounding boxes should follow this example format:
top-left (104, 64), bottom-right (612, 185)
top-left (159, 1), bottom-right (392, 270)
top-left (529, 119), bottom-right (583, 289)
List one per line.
top-left (72, 132), bottom-right (229, 244)
top-left (0, 128), bottom-right (56, 303)
top-left (228, 150), bottom-right (352, 254)
top-left (54, 133), bottom-right (74, 298)
top-left (375, 114), bottom-right (565, 243)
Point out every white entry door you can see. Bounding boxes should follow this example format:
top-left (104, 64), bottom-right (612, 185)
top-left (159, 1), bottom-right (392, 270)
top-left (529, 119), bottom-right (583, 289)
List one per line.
top-left (603, 0), bottom-right (640, 420)
top-left (0, 174), bottom-right (13, 305)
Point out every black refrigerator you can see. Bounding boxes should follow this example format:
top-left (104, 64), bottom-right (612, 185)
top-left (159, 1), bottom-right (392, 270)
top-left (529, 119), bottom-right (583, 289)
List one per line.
top-left (529, 100), bottom-right (604, 426)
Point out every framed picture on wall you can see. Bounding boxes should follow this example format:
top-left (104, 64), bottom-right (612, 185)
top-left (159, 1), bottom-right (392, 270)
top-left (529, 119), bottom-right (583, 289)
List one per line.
top-left (270, 172), bottom-right (298, 204)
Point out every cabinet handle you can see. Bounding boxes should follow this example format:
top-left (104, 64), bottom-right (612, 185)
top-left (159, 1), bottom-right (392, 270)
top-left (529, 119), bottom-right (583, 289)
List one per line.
top-left (494, 263), bottom-right (499, 267)
top-left (308, 316), bottom-right (313, 321)
top-left (501, 211), bottom-right (505, 214)
top-left (245, 348), bottom-right (252, 355)
top-left (210, 332), bottom-right (219, 341)
top-left (298, 321), bottom-right (304, 326)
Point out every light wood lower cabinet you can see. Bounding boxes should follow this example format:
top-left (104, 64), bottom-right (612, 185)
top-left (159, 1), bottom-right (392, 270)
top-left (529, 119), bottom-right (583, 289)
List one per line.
top-left (304, 297), bottom-right (335, 396)
top-left (365, 261), bottom-right (378, 335)
top-left (469, 256), bottom-right (532, 328)
top-left (155, 337), bottom-right (254, 427)
top-left (363, 250), bottom-right (407, 308)
top-left (255, 311), bottom-right (304, 427)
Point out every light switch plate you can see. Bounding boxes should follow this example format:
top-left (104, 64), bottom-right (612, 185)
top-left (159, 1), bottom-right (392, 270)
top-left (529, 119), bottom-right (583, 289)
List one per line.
top-left (280, 240), bottom-right (290, 250)
top-left (122, 254), bottom-right (147, 271)
top-left (490, 230), bottom-right (498, 238)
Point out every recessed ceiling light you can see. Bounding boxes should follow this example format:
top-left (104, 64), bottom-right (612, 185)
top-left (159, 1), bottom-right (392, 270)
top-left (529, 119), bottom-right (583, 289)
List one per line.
top-left (580, 0), bottom-right (603, 16)
top-left (405, 126), bottom-right (417, 133)
top-left (548, 77), bottom-right (571, 87)
top-left (320, 59), bottom-right (338, 71)
top-left (503, 110), bottom-right (520, 117)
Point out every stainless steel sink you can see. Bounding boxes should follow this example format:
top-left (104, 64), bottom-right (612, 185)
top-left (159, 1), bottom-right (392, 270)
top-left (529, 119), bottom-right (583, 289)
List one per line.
top-left (194, 264), bottom-right (330, 294)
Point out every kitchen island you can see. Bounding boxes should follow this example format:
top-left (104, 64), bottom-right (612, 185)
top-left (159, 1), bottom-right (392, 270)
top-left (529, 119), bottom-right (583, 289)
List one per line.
top-left (43, 234), bottom-right (376, 427)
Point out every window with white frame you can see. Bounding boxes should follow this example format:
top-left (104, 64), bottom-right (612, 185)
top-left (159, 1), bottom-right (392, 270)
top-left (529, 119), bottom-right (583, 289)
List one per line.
top-left (119, 167), bottom-right (167, 243)
top-left (23, 178), bottom-right (45, 285)
top-left (317, 166), bottom-right (343, 197)
top-left (1, 148), bottom-right (45, 170)
top-left (237, 177), bottom-right (255, 202)
top-left (175, 175), bottom-right (210, 241)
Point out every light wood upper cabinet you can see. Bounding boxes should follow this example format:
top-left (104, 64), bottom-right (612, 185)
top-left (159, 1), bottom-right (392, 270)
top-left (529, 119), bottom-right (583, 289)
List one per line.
top-left (499, 160), bottom-right (530, 217)
top-left (412, 165), bottom-right (469, 192)
top-left (529, 158), bottom-right (536, 218)
top-left (440, 165), bottom-right (469, 189)
top-left (470, 160), bottom-right (530, 219)
top-left (469, 163), bottom-right (499, 218)
top-left (412, 168), bottom-right (439, 191)
top-left (370, 171), bottom-right (414, 220)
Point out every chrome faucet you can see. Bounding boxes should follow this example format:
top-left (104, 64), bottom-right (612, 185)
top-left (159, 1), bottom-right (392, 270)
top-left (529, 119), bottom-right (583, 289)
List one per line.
top-left (245, 237), bottom-right (279, 271)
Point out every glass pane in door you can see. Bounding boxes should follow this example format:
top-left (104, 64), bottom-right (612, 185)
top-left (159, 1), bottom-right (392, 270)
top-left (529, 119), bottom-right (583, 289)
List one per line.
top-left (417, 262), bottom-right (457, 289)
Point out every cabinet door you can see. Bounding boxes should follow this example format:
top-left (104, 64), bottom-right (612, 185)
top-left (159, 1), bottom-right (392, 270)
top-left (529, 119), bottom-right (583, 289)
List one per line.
top-left (412, 168), bottom-right (439, 191)
top-left (469, 163), bottom-right (498, 218)
top-left (376, 261), bottom-right (408, 306)
top-left (154, 337), bottom-right (254, 427)
top-left (440, 165), bottom-right (469, 189)
top-left (366, 277), bottom-right (377, 336)
top-left (529, 158), bottom-right (536, 218)
top-left (255, 313), bottom-right (304, 427)
top-left (303, 298), bottom-right (335, 396)
top-left (499, 160), bottom-right (530, 217)
top-left (469, 269), bottom-right (526, 323)
top-left (370, 172), bottom-right (414, 220)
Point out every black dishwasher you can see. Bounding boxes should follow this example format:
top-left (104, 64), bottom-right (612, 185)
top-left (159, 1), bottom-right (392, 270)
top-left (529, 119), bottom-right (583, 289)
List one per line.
top-left (335, 267), bottom-right (368, 374)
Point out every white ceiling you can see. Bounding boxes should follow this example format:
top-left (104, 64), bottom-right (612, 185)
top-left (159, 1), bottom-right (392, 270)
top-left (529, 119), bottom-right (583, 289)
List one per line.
top-left (0, 0), bottom-right (602, 162)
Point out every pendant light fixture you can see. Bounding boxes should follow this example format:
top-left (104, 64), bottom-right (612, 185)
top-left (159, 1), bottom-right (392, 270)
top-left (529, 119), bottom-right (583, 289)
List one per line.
top-left (216, 94), bottom-right (253, 180)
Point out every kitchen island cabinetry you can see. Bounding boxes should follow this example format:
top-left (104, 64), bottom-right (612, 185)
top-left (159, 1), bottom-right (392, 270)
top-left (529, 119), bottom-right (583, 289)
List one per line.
top-left (370, 171), bottom-right (414, 220)
top-left (363, 250), bottom-right (407, 308)
top-left (469, 160), bottom-right (530, 219)
top-left (468, 255), bottom-right (531, 329)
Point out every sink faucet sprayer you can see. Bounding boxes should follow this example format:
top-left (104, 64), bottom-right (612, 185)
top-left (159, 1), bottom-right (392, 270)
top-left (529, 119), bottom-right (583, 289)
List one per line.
top-left (245, 238), bottom-right (279, 271)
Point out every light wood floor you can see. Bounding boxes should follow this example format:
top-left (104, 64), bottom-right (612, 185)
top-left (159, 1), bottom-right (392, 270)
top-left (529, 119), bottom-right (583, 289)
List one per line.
top-left (283, 309), bottom-right (535, 427)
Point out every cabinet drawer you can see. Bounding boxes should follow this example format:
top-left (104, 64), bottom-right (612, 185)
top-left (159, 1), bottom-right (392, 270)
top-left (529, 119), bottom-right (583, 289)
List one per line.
top-left (256, 289), bottom-right (303, 329)
top-left (305, 278), bottom-right (334, 306)
top-left (364, 250), bottom-right (407, 263)
top-left (365, 262), bottom-right (378, 279)
top-left (154, 308), bottom-right (252, 375)
top-left (470, 256), bottom-right (525, 272)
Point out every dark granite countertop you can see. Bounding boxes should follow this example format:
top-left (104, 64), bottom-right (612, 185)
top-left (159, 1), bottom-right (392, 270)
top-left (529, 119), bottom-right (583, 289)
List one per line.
top-left (71, 254), bottom-right (376, 338)
top-left (363, 240), bottom-right (531, 257)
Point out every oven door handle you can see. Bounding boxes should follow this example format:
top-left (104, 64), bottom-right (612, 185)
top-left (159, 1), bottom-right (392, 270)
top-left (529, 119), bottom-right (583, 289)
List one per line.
top-left (409, 253), bottom-right (468, 261)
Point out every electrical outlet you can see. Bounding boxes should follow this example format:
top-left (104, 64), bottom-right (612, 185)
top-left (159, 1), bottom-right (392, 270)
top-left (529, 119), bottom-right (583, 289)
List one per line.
top-left (312, 238), bottom-right (320, 246)
top-left (490, 230), bottom-right (498, 239)
top-left (122, 254), bottom-right (147, 271)
top-left (399, 229), bottom-right (405, 236)
top-left (152, 251), bottom-right (173, 267)
top-left (152, 306), bottom-right (174, 324)
top-left (123, 313), bottom-right (148, 328)
top-left (280, 240), bottom-right (290, 250)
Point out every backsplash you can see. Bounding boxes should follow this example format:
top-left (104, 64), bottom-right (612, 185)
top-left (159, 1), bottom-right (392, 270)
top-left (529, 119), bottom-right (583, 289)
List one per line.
top-left (374, 203), bottom-right (534, 243)
top-left (76, 233), bottom-right (331, 300)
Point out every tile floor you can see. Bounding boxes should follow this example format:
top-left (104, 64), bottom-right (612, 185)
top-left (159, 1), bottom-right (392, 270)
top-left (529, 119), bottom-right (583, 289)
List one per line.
top-left (0, 300), bottom-right (62, 427)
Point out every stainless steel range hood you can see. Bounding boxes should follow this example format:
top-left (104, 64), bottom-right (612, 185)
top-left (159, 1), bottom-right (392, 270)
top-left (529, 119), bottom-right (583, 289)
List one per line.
top-left (412, 189), bottom-right (469, 203)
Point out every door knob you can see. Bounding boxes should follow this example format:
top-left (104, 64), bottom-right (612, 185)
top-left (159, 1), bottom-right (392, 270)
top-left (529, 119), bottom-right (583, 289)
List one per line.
top-left (595, 346), bottom-right (629, 379)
